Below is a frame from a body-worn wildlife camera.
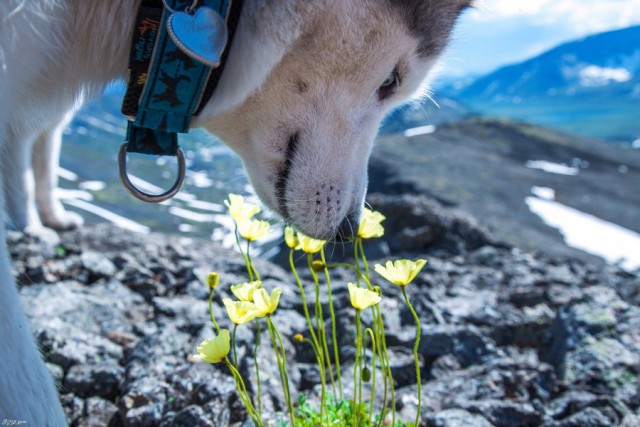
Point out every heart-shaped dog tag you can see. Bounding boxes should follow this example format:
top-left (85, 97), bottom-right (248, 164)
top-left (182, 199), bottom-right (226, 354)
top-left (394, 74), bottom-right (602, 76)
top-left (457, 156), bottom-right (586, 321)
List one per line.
top-left (167, 6), bottom-right (228, 67)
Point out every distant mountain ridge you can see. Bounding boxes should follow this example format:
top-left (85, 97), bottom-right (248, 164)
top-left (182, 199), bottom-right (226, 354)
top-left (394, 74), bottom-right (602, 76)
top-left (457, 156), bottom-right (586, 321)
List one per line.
top-left (439, 25), bottom-right (640, 144)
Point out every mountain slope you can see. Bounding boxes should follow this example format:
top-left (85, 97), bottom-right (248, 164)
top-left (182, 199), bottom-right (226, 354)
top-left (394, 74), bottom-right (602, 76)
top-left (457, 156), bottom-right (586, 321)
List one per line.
top-left (440, 26), bottom-right (640, 143)
top-left (369, 117), bottom-right (640, 263)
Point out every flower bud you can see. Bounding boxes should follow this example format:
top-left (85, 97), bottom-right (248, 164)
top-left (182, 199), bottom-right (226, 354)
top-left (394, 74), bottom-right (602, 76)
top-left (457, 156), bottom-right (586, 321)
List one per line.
top-left (293, 333), bottom-right (304, 344)
top-left (362, 366), bottom-right (371, 383)
top-left (206, 272), bottom-right (220, 289)
top-left (311, 260), bottom-right (326, 272)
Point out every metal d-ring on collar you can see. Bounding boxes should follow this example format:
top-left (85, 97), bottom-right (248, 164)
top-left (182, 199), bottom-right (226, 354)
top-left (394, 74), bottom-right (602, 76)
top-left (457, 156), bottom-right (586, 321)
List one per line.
top-left (119, 0), bottom-right (242, 203)
top-left (118, 143), bottom-right (186, 203)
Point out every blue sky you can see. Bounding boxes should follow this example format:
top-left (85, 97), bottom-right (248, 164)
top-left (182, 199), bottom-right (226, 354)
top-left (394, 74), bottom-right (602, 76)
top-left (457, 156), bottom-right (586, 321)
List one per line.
top-left (439, 0), bottom-right (640, 78)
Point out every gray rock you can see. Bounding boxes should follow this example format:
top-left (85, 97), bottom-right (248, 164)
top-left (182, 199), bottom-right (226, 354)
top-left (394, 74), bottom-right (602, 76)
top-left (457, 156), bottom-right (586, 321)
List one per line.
top-left (458, 400), bottom-right (543, 427)
top-left (47, 362), bottom-right (64, 385)
top-left (366, 193), bottom-right (492, 255)
top-left (64, 362), bottom-right (124, 400)
top-left (61, 393), bottom-right (84, 426)
top-left (420, 325), bottom-right (500, 367)
top-left (621, 414), bottom-right (640, 427)
top-left (80, 250), bottom-right (116, 281)
top-left (426, 409), bottom-right (494, 427)
top-left (124, 403), bottom-right (165, 427)
top-left (161, 405), bottom-right (216, 427)
top-left (36, 318), bottom-right (123, 370)
top-left (545, 407), bottom-right (611, 427)
top-left (546, 391), bottom-right (599, 420)
top-left (79, 397), bottom-right (119, 427)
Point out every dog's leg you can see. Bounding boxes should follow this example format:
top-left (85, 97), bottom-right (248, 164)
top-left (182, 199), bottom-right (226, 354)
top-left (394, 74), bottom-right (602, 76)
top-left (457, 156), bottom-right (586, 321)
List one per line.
top-left (33, 111), bottom-right (84, 231)
top-left (1, 126), bottom-right (51, 236)
top-left (0, 138), bottom-right (66, 425)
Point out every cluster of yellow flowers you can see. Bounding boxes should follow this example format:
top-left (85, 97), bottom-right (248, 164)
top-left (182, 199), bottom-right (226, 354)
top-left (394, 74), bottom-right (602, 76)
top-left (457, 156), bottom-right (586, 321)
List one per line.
top-left (194, 194), bottom-right (430, 426)
top-left (194, 280), bottom-right (283, 362)
top-left (225, 281), bottom-right (282, 324)
top-left (225, 194), bottom-right (271, 241)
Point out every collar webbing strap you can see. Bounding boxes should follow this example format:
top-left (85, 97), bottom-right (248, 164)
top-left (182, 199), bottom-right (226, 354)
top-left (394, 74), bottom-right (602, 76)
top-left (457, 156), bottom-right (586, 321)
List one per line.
top-left (122, 0), bottom-right (240, 156)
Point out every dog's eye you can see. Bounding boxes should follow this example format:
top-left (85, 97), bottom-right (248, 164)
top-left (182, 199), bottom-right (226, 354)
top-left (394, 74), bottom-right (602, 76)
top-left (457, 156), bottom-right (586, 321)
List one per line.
top-left (378, 69), bottom-right (399, 101)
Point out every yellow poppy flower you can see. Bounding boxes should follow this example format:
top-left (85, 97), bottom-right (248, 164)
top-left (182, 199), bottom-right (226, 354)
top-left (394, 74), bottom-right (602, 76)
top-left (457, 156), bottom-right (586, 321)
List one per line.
top-left (297, 233), bottom-right (326, 254)
top-left (194, 329), bottom-right (230, 363)
top-left (253, 287), bottom-right (282, 316)
top-left (348, 283), bottom-right (381, 310)
top-left (374, 259), bottom-right (427, 286)
top-left (237, 218), bottom-right (271, 241)
top-left (358, 208), bottom-right (385, 239)
top-left (284, 226), bottom-right (299, 249)
top-left (225, 194), bottom-right (261, 221)
top-left (223, 298), bottom-right (259, 325)
top-left (230, 281), bottom-right (262, 301)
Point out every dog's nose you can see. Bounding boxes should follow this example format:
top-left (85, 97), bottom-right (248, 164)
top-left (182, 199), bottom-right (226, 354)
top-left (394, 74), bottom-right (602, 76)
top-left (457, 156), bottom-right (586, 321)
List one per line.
top-left (335, 213), bottom-right (358, 242)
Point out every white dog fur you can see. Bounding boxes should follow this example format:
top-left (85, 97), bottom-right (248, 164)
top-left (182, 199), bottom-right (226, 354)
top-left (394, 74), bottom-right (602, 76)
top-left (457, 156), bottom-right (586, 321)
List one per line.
top-left (0, 0), bottom-right (469, 423)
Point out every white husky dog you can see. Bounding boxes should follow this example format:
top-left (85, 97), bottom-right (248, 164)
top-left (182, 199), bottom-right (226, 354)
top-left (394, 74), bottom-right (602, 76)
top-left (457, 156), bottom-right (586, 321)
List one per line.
top-left (1, 0), bottom-right (470, 423)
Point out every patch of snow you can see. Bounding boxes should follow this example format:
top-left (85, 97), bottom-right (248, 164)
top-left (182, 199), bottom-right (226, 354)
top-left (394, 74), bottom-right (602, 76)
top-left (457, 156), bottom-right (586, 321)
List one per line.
top-left (178, 224), bottom-right (194, 232)
top-left (56, 188), bottom-right (93, 201)
top-left (186, 199), bottom-right (224, 212)
top-left (526, 192), bottom-right (640, 271)
top-left (78, 180), bottom-right (106, 191)
top-left (579, 65), bottom-right (632, 87)
top-left (127, 174), bottom-right (165, 194)
top-left (168, 206), bottom-right (218, 223)
top-left (62, 198), bottom-right (150, 234)
top-left (531, 186), bottom-right (555, 200)
top-left (526, 160), bottom-right (579, 176)
top-left (82, 116), bottom-right (125, 136)
top-left (404, 125), bottom-right (436, 138)
top-left (187, 170), bottom-right (214, 188)
top-left (58, 167), bottom-right (79, 182)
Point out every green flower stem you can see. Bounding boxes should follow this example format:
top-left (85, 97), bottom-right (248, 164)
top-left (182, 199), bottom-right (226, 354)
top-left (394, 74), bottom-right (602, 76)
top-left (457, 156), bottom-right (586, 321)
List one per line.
top-left (353, 239), bottom-right (363, 287)
top-left (308, 254), bottom-right (336, 398)
top-left (266, 316), bottom-right (295, 426)
top-left (232, 324), bottom-right (239, 367)
top-left (353, 310), bottom-right (363, 427)
top-left (253, 320), bottom-right (262, 413)
top-left (356, 238), bottom-right (370, 280)
top-left (208, 289), bottom-right (220, 334)
top-left (303, 337), bottom-right (327, 423)
top-left (365, 327), bottom-right (377, 422)
top-left (289, 250), bottom-right (321, 346)
top-left (289, 250), bottom-right (327, 416)
top-left (352, 235), bottom-right (395, 425)
top-left (373, 305), bottom-right (394, 427)
top-left (246, 239), bottom-right (261, 282)
top-left (402, 286), bottom-right (422, 427)
top-left (225, 358), bottom-right (263, 426)
top-left (320, 249), bottom-right (343, 400)
top-left (271, 319), bottom-right (294, 414)
top-left (234, 224), bottom-right (254, 281)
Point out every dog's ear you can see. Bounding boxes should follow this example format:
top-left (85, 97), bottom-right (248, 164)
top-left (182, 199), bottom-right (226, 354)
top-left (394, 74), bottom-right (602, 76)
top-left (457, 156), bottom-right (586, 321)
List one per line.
top-left (388, 0), bottom-right (473, 57)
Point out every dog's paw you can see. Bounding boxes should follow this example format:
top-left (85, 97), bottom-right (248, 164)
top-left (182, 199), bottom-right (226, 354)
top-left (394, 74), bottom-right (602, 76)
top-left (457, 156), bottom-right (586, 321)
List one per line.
top-left (24, 224), bottom-right (61, 245)
top-left (41, 210), bottom-right (84, 231)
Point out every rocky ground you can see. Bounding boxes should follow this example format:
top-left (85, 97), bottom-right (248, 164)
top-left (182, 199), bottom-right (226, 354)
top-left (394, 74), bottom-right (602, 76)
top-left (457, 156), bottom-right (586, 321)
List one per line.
top-left (8, 190), bottom-right (640, 426)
